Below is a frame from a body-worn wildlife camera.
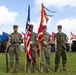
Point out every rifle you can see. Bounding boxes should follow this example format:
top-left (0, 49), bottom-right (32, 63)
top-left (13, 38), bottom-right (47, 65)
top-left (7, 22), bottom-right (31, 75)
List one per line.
top-left (6, 52), bottom-right (8, 73)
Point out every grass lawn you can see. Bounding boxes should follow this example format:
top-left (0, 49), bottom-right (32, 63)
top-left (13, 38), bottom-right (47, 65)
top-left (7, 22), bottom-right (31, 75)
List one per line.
top-left (0, 51), bottom-right (76, 75)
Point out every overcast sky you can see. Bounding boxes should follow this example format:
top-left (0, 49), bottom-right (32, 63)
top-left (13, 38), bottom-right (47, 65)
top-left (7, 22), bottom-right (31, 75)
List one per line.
top-left (0, 0), bottom-right (76, 40)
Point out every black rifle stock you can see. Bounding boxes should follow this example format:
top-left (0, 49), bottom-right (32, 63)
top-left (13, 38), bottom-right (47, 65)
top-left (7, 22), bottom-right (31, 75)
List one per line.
top-left (6, 52), bottom-right (8, 73)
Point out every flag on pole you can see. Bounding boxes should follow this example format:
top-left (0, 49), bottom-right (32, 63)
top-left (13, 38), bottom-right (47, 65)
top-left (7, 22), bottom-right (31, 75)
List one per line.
top-left (25, 5), bottom-right (35, 62)
top-left (26, 32), bottom-right (35, 62)
top-left (38, 4), bottom-right (49, 70)
top-left (22, 5), bottom-right (30, 40)
top-left (38, 4), bottom-right (49, 45)
top-left (26, 5), bottom-right (30, 34)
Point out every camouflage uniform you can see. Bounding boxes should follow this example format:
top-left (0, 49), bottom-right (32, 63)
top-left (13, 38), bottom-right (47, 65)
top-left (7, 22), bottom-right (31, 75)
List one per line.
top-left (9, 32), bottom-right (22, 69)
top-left (55, 32), bottom-right (67, 71)
top-left (41, 32), bottom-right (51, 69)
top-left (27, 32), bottom-right (38, 68)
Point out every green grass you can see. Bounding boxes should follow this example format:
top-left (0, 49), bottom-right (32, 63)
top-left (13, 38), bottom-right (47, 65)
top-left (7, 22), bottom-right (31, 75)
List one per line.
top-left (0, 51), bottom-right (76, 75)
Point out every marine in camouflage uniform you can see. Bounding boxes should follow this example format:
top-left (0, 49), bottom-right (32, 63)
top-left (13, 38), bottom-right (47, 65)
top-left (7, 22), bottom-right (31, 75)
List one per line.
top-left (5, 25), bottom-right (23, 73)
top-left (40, 25), bottom-right (52, 73)
top-left (55, 25), bottom-right (68, 72)
top-left (26, 24), bottom-right (38, 73)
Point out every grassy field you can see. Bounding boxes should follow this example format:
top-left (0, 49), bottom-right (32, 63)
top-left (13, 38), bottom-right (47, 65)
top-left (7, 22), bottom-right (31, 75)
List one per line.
top-left (0, 51), bottom-right (76, 75)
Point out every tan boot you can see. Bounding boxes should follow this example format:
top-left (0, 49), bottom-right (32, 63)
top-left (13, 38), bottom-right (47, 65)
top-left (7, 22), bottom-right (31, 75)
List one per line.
top-left (47, 68), bottom-right (51, 72)
top-left (33, 68), bottom-right (38, 73)
top-left (40, 67), bottom-right (43, 73)
top-left (15, 68), bottom-right (18, 73)
top-left (9, 68), bottom-right (14, 73)
top-left (55, 67), bottom-right (60, 72)
top-left (27, 67), bottom-right (30, 74)
top-left (63, 67), bottom-right (69, 71)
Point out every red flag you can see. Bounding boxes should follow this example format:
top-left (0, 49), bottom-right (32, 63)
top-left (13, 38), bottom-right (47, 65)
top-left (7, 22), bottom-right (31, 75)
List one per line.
top-left (25, 5), bottom-right (35, 62)
top-left (52, 32), bottom-right (56, 41)
top-left (37, 4), bottom-right (49, 69)
top-left (26, 32), bottom-right (35, 62)
top-left (22, 5), bottom-right (35, 62)
top-left (38, 4), bottom-right (48, 45)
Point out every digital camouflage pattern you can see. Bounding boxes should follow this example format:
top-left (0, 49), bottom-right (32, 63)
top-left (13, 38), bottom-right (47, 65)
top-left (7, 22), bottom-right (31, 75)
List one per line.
top-left (55, 32), bottom-right (67, 70)
top-left (41, 32), bottom-right (51, 69)
top-left (27, 32), bottom-right (38, 68)
top-left (9, 32), bottom-right (22, 69)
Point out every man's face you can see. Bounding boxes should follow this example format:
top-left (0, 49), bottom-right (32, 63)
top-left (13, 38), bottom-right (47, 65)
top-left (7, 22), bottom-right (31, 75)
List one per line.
top-left (13, 28), bottom-right (18, 32)
top-left (29, 27), bottom-right (33, 32)
top-left (43, 28), bottom-right (47, 33)
top-left (58, 28), bottom-right (62, 32)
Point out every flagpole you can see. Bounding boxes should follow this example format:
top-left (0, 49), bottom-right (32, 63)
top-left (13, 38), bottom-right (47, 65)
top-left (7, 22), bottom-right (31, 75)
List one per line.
top-left (24, 41), bottom-right (27, 72)
top-left (24, 5), bottom-right (30, 72)
top-left (38, 4), bottom-right (49, 71)
top-left (38, 4), bottom-right (43, 70)
top-left (39, 42), bottom-right (41, 70)
top-left (24, 53), bottom-right (26, 71)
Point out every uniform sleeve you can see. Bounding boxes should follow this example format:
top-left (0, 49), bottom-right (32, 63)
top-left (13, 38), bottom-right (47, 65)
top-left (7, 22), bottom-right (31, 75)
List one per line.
top-left (35, 33), bottom-right (38, 41)
top-left (49, 34), bottom-right (52, 41)
top-left (36, 34), bottom-right (38, 41)
top-left (19, 33), bottom-right (23, 43)
top-left (47, 33), bottom-right (52, 39)
top-left (65, 34), bottom-right (68, 40)
top-left (54, 34), bottom-right (57, 39)
top-left (9, 34), bottom-right (12, 41)
top-left (19, 33), bottom-right (22, 39)
top-left (49, 34), bottom-right (52, 38)
top-left (9, 34), bottom-right (11, 37)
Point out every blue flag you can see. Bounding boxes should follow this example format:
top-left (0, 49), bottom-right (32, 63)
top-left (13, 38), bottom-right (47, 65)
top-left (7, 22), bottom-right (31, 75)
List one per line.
top-left (1, 32), bottom-right (9, 42)
top-left (26, 5), bottom-right (30, 33)
top-left (0, 34), bottom-right (2, 41)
